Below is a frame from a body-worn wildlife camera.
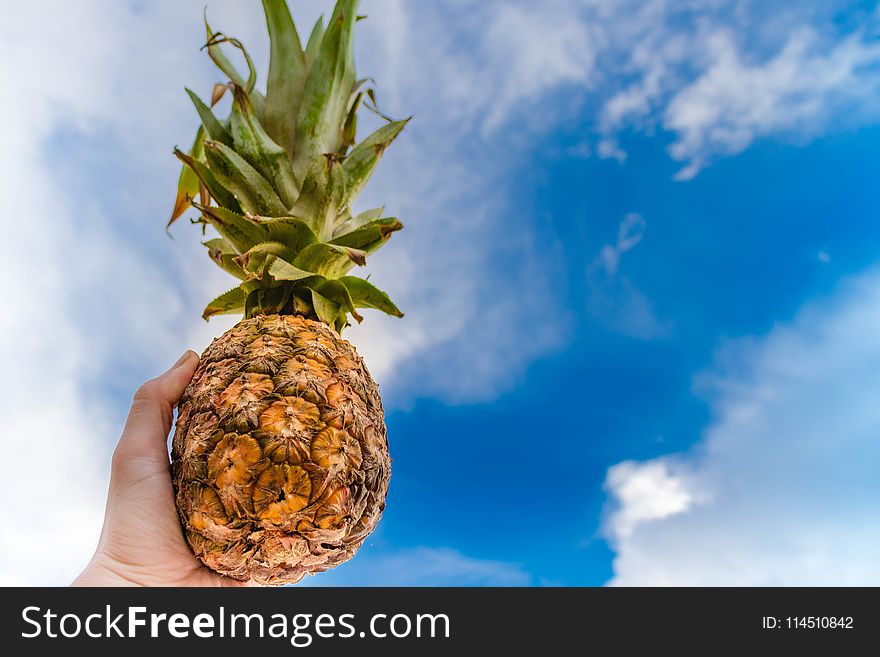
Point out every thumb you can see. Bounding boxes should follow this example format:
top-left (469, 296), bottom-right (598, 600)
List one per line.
top-left (112, 350), bottom-right (200, 471)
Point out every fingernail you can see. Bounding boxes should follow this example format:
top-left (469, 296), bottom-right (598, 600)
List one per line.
top-left (171, 350), bottom-right (198, 369)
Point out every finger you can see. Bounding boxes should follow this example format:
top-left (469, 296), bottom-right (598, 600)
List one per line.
top-left (112, 350), bottom-right (199, 469)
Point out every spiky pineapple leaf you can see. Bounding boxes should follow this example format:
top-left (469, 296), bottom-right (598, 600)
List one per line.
top-left (204, 237), bottom-right (247, 277)
top-left (308, 278), bottom-right (362, 322)
top-left (292, 0), bottom-right (358, 180)
top-left (330, 217), bottom-right (402, 253)
top-left (229, 86), bottom-right (298, 207)
top-left (192, 202), bottom-right (267, 253)
top-left (245, 285), bottom-right (290, 318)
top-left (169, 126), bottom-right (205, 227)
top-left (243, 289), bottom-right (262, 319)
top-left (294, 242), bottom-right (365, 277)
top-left (262, 285), bottom-right (292, 314)
top-left (209, 250), bottom-right (249, 280)
top-left (289, 155), bottom-right (348, 234)
top-left (340, 275), bottom-right (403, 317)
top-left (237, 241), bottom-right (300, 274)
top-left (332, 206), bottom-right (384, 237)
top-left (262, 0), bottom-right (306, 155)
top-left (304, 15), bottom-right (325, 69)
top-left (310, 288), bottom-right (341, 325)
top-left (203, 237), bottom-right (236, 254)
top-left (203, 286), bottom-right (246, 319)
top-left (185, 88), bottom-right (232, 145)
top-left (268, 259), bottom-right (319, 282)
top-left (174, 147), bottom-right (241, 213)
top-left (259, 216), bottom-right (318, 251)
top-left (203, 140), bottom-right (288, 216)
top-left (341, 118), bottom-right (409, 203)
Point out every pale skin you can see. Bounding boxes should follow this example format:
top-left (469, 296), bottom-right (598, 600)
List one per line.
top-left (72, 351), bottom-right (257, 587)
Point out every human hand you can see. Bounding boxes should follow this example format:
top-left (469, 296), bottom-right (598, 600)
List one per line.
top-left (72, 351), bottom-right (255, 587)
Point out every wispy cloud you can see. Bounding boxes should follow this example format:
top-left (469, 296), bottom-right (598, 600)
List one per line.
top-left (593, 1), bottom-right (880, 178)
top-left (588, 213), bottom-right (668, 340)
top-left (665, 27), bottom-right (880, 179)
top-left (597, 213), bottom-right (646, 276)
top-left (603, 269), bottom-right (880, 585)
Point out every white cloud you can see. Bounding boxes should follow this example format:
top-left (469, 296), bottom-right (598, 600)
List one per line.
top-left (589, 1), bottom-right (880, 178)
top-left (588, 213), bottom-right (668, 340)
top-left (605, 460), bottom-right (694, 540)
top-left (0, 0), bottom-right (160, 586)
top-left (371, 2), bottom-right (880, 184)
top-left (604, 268), bottom-right (880, 585)
top-left (597, 213), bottom-right (646, 276)
top-left (597, 138), bottom-right (627, 163)
top-left (481, 2), bottom-right (599, 132)
top-left (301, 546), bottom-right (532, 586)
top-left (665, 28), bottom-right (880, 179)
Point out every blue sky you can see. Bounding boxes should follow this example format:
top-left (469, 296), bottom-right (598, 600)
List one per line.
top-left (3, 0), bottom-right (880, 585)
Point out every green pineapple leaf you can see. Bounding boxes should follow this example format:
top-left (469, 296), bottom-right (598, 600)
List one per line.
top-left (340, 275), bottom-right (403, 317)
top-left (310, 288), bottom-right (342, 325)
top-left (208, 250), bottom-right (249, 280)
top-left (203, 286), bottom-right (246, 319)
top-left (202, 237), bottom-right (237, 254)
top-left (229, 86), bottom-right (298, 207)
top-left (330, 217), bottom-right (402, 253)
top-left (262, 0), bottom-right (307, 155)
top-left (332, 206), bottom-right (384, 237)
top-left (174, 147), bottom-right (241, 213)
top-left (192, 202), bottom-right (268, 253)
top-left (292, 0), bottom-right (358, 180)
top-left (289, 155), bottom-right (348, 234)
top-left (268, 259), bottom-right (321, 282)
top-left (294, 242), bottom-right (366, 277)
top-left (308, 278), bottom-right (362, 322)
top-left (203, 140), bottom-right (288, 216)
top-left (304, 15), bottom-right (325, 69)
top-left (341, 118), bottom-right (409, 203)
top-left (262, 286), bottom-right (292, 314)
top-left (185, 88), bottom-right (232, 146)
top-left (259, 216), bottom-right (319, 251)
top-left (237, 241), bottom-right (300, 275)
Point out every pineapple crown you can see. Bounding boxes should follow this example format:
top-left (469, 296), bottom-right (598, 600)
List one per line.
top-left (168, 0), bottom-right (407, 334)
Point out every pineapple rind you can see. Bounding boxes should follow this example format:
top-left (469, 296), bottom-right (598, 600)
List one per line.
top-left (172, 314), bottom-right (390, 585)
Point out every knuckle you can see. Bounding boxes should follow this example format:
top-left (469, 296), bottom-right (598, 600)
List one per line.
top-left (133, 379), bottom-right (160, 403)
top-left (110, 444), bottom-right (129, 472)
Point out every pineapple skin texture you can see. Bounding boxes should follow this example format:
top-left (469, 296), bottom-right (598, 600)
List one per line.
top-left (171, 314), bottom-right (390, 585)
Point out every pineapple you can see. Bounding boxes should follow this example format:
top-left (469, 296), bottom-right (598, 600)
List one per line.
top-left (167, 0), bottom-right (406, 585)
